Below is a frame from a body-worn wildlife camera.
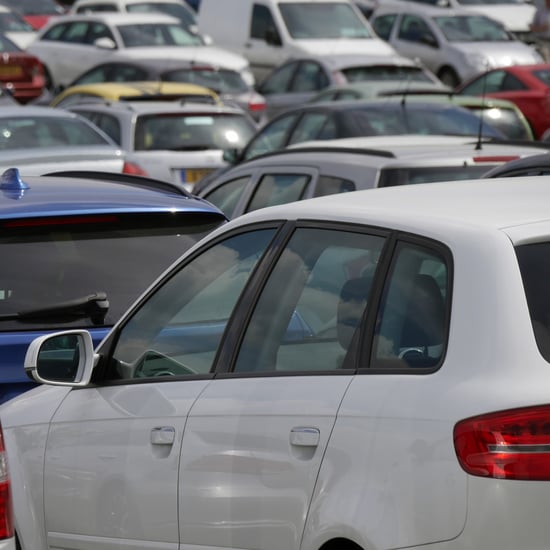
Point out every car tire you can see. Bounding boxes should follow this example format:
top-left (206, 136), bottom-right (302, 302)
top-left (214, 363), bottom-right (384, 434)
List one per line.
top-left (437, 67), bottom-right (460, 88)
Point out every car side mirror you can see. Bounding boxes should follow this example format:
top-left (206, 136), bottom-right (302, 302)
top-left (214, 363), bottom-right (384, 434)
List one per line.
top-left (265, 26), bottom-right (282, 46)
top-left (94, 37), bottom-right (117, 50)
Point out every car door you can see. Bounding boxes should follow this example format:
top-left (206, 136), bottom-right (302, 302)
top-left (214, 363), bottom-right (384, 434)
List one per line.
top-left (41, 227), bottom-right (279, 550)
top-left (178, 223), bottom-right (388, 550)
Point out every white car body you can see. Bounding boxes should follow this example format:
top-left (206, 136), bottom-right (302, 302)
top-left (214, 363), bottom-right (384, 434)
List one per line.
top-left (27, 13), bottom-right (254, 90)
top-left (5, 176), bottom-right (550, 550)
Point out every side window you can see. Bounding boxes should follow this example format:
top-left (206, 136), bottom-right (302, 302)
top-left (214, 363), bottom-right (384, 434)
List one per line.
top-left (233, 228), bottom-right (386, 373)
top-left (245, 173), bottom-right (310, 213)
top-left (372, 242), bottom-right (449, 369)
top-left (108, 228), bottom-right (277, 380)
top-left (41, 22), bottom-right (68, 40)
top-left (86, 22), bottom-right (113, 43)
top-left (398, 15), bottom-right (431, 43)
top-left (288, 112), bottom-right (332, 144)
top-left (291, 61), bottom-right (329, 92)
top-left (91, 113), bottom-right (121, 144)
top-left (62, 22), bottom-right (90, 43)
top-left (372, 14), bottom-right (396, 40)
top-left (203, 176), bottom-right (251, 218)
top-left (258, 61), bottom-right (298, 94)
top-left (500, 73), bottom-right (527, 92)
top-left (313, 175), bottom-right (356, 197)
top-left (243, 113), bottom-right (298, 160)
top-left (460, 71), bottom-right (505, 95)
top-left (250, 3), bottom-right (279, 41)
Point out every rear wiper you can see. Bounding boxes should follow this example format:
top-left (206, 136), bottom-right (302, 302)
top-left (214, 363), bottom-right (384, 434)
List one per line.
top-left (0, 292), bottom-right (109, 325)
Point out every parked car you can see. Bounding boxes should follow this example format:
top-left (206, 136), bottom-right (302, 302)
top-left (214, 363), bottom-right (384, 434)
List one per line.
top-left (197, 0), bottom-right (399, 82)
top-left (0, 5), bottom-right (37, 48)
top-left (61, 59), bottom-right (268, 122)
top-left (455, 63), bottom-right (550, 139)
top-left (0, 168), bottom-right (225, 405)
top-left (255, 52), bottom-right (445, 119)
top-left (7, 175), bottom-right (550, 550)
top-left (70, 0), bottom-right (200, 35)
top-left (49, 80), bottom-right (221, 108)
top-left (0, 0), bottom-right (65, 29)
top-left (26, 13), bottom-right (254, 91)
top-left (235, 98), bottom-right (505, 163)
top-left (394, 0), bottom-right (536, 43)
top-left (195, 135), bottom-right (549, 218)
top-left (0, 34), bottom-right (45, 104)
top-left (0, 105), bottom-right (149, 175)
top-left (66, 99), bottom-right (258, 188)
top-left (370, 0), bottom-right (542, 86)
top-left (309, 82), bottom-right (535, 140)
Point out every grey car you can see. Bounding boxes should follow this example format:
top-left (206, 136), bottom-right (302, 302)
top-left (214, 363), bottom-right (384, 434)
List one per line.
top-left (370, 0), bottom-right (542, 86)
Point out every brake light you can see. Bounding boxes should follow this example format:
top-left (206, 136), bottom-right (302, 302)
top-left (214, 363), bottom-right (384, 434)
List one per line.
top-left (0, 423), bottom-right (13, 540)
top-left (454, 405), bottom-right (550, 480)
top-left (123, 161), bottom-right (148, 176)
top-left (248, 98), bottom-right (266, 112)
top-left (472, 156), bottom-right (519, 163)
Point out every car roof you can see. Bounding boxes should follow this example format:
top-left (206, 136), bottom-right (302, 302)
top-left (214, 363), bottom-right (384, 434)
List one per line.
top-left (0, 168), bottom-right (225, 218)
top-left (222, 176), bottom-right (550, 239)
top-left (48, 12), bottom-right (179, 24)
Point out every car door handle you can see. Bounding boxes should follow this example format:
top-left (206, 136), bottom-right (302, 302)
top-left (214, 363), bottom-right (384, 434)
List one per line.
top-left (151, 426), bottom-right (175, 445)
top-left (290, 427), bottom-right (320, 447)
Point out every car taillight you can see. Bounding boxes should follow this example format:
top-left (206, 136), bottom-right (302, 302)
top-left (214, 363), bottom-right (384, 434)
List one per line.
top-left (248, 98), bottom-right (266, 112)
top-left (0, 423), bottom-right (13, 540)
top-left (123, 161), bottom-right (148, 176)
top-left (454, 405), bottom-right (550, 480)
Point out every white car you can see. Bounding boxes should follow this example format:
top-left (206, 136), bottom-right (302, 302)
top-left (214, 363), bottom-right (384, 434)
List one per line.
top-left (5, 175), bottom-right (550, 550)
top-left (370, 0), bottom-right (542, 86)
top-left (26, 13), bottom-right (254, 91)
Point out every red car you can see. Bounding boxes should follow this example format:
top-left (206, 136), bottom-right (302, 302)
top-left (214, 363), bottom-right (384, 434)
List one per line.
top-left (0, 34), bottom-right (46, 103)
top-left (456, 64), bottom-right (550, 140)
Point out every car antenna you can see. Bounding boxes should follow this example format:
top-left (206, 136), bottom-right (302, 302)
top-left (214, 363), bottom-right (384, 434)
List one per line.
top-left (475, 64), bottom-right (489, 151)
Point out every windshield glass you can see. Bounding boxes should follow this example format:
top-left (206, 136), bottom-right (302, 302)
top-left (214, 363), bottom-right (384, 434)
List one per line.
top-left (342, 65), bottom-right (434, 83)
top-left (134, 113), bottom-right (256, 151)
top-left (435, 15), bottom-right (511, 41)
top-left (378, 164), bottom-right (497, 187)
top-left (278, 2), bottom-right (372, 39)
top-left (118, 22), bottom-right (203, 47)
top-left (0, 213), bottom-right (222, 330)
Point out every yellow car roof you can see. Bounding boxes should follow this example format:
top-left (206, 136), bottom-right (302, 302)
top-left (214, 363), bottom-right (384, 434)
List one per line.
top-left (51, 81), bottom-right (221, 107)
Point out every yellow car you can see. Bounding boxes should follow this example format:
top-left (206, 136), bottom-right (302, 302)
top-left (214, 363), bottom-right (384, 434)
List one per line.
top-left (50, 81), bottom-right (222, 108)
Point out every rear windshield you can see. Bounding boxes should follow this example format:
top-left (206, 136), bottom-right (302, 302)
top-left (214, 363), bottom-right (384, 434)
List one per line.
top-left (378, 164), bottom-right (497, 186)
top-left (342, 66), bottom-right (434, 83)
top-left (517, 242), bottom-right (550, 362)
top-left (0, 212), bottom-right (223, 331)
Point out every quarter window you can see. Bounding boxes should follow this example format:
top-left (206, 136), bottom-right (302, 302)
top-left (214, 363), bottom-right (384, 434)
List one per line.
top-left (246, 173), bottom-right (310, 213)
top-left (204, 176), bottom-right (251, 218)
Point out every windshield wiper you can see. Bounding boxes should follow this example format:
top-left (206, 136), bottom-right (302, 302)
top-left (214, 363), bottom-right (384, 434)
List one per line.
top-left (0, 292), bottom-right (109, 325)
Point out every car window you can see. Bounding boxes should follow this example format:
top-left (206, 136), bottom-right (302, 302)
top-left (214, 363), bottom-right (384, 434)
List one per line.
top-left (163, 68), bottom-right (249, 93)
top-left (250, 3), bottom-right (279, 41)
top-left (86, 22), bottom-right (114, 43)
top-left (372, 13), bottom-right (397, 40)
top-left (76, 3), bottom-right (118, 11)
top-left (59, 21), bottom-right (90, 43)
top-left (342, 65), bottom-right (434, 83)
top-left (288, 112), bottom-right (336, 144)
top-left (106, 228), bottom-right (277, 379)
top-left (75, 64), bottom-right (149, 84)
top-left (258, 61), bottom-right (298, 94)
top-left (77, 111), bottom-right (122, 144)
top-left (243, 113), bottom-right (299, 160)
top-left (377, 164), bottom-right (498, 187)
top-left (117, 22), bottom-right (202, 47)
top-left (291, 61), bottom-right (329, 92)
top-left (434, 14), bottom-right (511, 42)
top-left (233, 227), bottom-right (385, 373)
top-left (314, 175), bottom-right (356, 196)
top-left (203, 176), bottom-right (251, 218)
top-left (468, 105), bottom-right (531, 140)
top-left (0, 213), bottom-right (222, 331)
top-left (245, 173), bottom-right (310, 213)
top-left (532, 69), bottom-right (550, 86)
top-left (39, 21), bottom-right (68, 40)
top-left (372, 242), bottom-right (449, 369)
top-left (398, 15), bottom-right (433, 43)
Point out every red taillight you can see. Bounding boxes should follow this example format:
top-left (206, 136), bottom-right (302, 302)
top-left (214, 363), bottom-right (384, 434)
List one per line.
top-left (454, 405), bottom-right (550, 480)
top-left (248, 99), bottom-right (266, 112)
top-left (472, 155), bottom-right (520, 163)
top-left (123, 161), bottom-right (148, 176)
top-left (0, 424), bottom-right (13, 540)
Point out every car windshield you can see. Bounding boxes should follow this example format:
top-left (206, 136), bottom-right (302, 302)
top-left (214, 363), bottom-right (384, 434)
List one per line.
top-left (0, 117), bottom-right (113, 148)
top-left (434, 15), bottom-right (511, 41)
top-left (278, 2), bottom-right (372, 39)
top-left (0, 213), bottom-right (222, 330)
top-left (467, 106), bottom-right (531, 140)
top-left (0, 12), bottom-right (34, 33)
top-left (378, 164), bottom-right (498, 187)
top-left (127, 2), bottom-right (197, 27)
top-left (134, 113), bottom-right (256, 151)
top-left (342, 65), bottom-right (434, 83)
top-left (117, 22), bottom-right (203, 47)
top-left (163, 68), bottom-right (250, 93)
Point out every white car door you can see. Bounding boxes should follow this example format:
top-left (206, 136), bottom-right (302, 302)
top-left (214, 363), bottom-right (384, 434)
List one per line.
top-left (178, 224), bottom-right (388, 550)
top-left (41, 227), bottom-right (279, 550)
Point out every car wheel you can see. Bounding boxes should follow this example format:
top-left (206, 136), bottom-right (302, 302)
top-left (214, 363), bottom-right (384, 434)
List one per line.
top-left (438, 67), bottom-right (460, 88)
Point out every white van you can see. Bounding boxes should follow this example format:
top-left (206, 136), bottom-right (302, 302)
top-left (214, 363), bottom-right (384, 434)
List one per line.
top-left (197, 0), bottom-right (399, 82)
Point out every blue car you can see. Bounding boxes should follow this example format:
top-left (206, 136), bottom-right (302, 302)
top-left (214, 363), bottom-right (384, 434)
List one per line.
top-left (0, 168), bottom-right (226, 403)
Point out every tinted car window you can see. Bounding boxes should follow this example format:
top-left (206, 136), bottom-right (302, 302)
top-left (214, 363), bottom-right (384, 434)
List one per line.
top-left (107, 228), bottom-right (277, 378)
top-left (0, 213), bottom-right (222, 331)
top-left (246, 173), bottom-right (310, 213)
top-left (378, 165), bottom-right (498, 186)
top-left (372, 13), bottom-right (397, 40)
top-left (203, 176), bottom-right (250, 218)
top-left (243, 113), bottom-right (298, 160)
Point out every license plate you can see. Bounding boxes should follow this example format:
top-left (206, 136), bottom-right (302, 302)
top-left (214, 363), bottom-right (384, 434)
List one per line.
top-left (0, 66), bottom-right (22, 77)
top-left (180, 168), bottom-right (213, 184)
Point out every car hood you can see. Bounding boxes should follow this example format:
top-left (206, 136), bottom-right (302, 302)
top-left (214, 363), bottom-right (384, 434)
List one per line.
top-left (291, 37), bottom-right (398, 57)
top-left (117, 46), bottom-right (250, 71)
top-left (452, 41), bottom-right (542, 65)
top-left (463, 4), bottom-right (536, 32)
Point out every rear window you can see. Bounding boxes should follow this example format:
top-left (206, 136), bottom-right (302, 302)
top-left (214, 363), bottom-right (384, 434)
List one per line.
top-left (341, 65), bottom-right (434, 83)
top-left (377, 165), bottom-right (497, 186)
top-left (517, 242), bottom-right (550, 362)
top-left (0, 212), bottom-right (223, 330)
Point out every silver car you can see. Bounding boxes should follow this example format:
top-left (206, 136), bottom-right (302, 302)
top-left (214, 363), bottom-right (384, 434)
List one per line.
top-left (370, 0), bottom-right (542, 86)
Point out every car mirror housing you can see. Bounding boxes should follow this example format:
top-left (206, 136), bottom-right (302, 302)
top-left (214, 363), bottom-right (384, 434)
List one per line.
top-left (24, 330), bottom-right (97, 387)
top-left (94, 37), bottom-right (117, 50)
